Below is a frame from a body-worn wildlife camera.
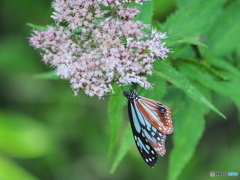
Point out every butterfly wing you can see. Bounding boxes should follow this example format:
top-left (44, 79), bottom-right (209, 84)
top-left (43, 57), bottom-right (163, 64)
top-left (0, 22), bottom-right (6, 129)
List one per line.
top-left (136, 96), bottom-right (173, 134)
top-left (128, 100), bottom-right (167, 167)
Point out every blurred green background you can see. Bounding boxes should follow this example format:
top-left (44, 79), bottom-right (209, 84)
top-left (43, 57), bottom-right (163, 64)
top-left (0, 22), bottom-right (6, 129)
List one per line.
top-left (0, 0), bottom-right (239, 180)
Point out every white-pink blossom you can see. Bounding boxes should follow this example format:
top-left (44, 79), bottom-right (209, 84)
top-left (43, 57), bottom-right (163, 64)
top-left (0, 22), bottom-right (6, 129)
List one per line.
top-left (29, 0), bottom-right (170, 98)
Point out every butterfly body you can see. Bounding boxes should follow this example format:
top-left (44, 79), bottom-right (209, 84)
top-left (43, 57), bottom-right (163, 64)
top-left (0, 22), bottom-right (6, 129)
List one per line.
top-left (124, 91), bottom-right (173, 167)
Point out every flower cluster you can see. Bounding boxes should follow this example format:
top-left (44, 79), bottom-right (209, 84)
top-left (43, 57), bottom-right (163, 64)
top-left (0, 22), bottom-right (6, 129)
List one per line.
top-left (30, 0), bottom-right (169, 98)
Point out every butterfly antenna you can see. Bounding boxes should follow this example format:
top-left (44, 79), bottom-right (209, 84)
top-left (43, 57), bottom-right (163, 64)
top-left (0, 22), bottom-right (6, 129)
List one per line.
top-left (138, 85), bottom-right (145, 94)
top-left (104, 94), bottom-right (121, 98)
top-left (128, 83), bottom-right (131, 92)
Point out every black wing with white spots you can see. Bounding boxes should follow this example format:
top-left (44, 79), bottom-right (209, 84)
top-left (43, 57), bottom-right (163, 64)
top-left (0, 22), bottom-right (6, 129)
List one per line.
top-left (127, 100), bottom-right (158, 167)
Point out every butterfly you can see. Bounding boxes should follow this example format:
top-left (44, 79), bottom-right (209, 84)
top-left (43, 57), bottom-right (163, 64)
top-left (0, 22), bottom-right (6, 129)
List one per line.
top-left (123, 91), bottom-right (173, 167)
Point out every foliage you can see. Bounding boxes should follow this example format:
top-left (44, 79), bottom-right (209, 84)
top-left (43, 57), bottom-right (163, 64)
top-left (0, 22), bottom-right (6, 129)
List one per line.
top-left (108, 0), bottom-right (240, 179)
top-left (0, 0), bottom-right (239, 180)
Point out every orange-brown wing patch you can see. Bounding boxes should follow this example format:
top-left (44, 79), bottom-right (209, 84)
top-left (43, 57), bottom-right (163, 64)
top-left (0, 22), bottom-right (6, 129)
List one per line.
top-left (136, 96), bottom-right (173, 134)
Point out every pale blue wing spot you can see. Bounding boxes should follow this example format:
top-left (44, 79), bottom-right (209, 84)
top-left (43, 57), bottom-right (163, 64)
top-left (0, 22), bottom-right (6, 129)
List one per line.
top-left (130, 103), bottom-right (141, 133)
top-left (146, 145), bottom-right (150, 150)
top-left (133, 101), bottom-right (146, 126)
top-left (144, 118), bottom-right (152, 129)
top-left (137, 137), bottom-right (150, 154)
top-left (152, 126), bottom-right (157, 133)
top-left (134, 101), bottom-right (153, 130)
top-left (143, 129), bottom-right (157, 143)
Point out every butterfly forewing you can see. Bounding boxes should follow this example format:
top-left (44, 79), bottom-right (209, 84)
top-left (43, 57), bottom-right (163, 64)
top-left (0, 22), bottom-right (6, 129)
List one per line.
top-left (128, 100), bottom-right (158, 167)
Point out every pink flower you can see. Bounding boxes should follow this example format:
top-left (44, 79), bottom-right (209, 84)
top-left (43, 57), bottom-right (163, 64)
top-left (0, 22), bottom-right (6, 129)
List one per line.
top-left (29, 0), bottom-right (169, 98)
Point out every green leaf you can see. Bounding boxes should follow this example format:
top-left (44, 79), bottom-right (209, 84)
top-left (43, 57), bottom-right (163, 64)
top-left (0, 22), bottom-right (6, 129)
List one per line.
top-left (108, 86), bottom-right (127, 156)
top-left (178, 59), bottom-right (228, 80)
top-left (153, 61), bottom-right (225, 118)
top-left (152, 0), bottom-right (175, 21)
top-left (134, 1), bottom-right (153, 24)
top-left (164, 35), bottom-right (208, 48)
top-left (110, 125), bottom-right (134, 173)
top-left (0, 112), bottom-right (52, 158)
top-left (0, 154), bottom-right (38, 180)
top-left (176, 60), bottom-right (240, 110)
top-left (26, 23), bottom-right (49, 31)
top-left (204, 1), bottom-right (240, 57)
top-left (177, 36), bottom-right (207, 48)
top-left (163, 0), bottom-right (227, 37)
top-left (207, 58), bottom-right (240, 79)
top-left (168, 97), bottom-right (209, 180)
top-left (176, 0), bottom-right (201, 8)
top-left (33, 71), bottom-right (60, 80)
